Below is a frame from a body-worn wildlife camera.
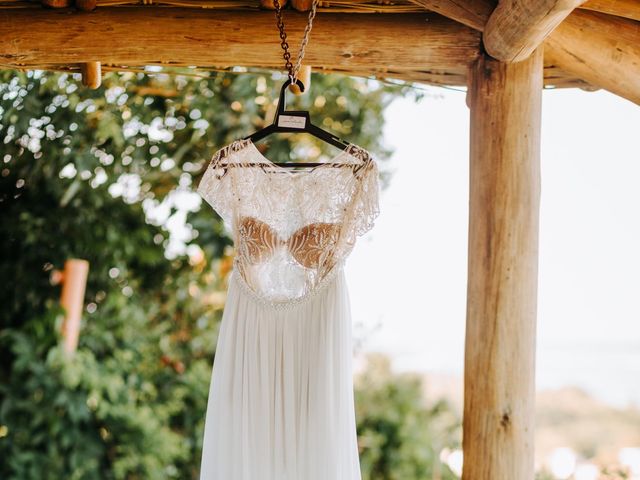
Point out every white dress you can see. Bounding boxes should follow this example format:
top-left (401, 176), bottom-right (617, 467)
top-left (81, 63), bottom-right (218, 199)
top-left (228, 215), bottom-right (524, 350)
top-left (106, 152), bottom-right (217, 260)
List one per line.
top-left (196, 138), bottom-right (380, 480)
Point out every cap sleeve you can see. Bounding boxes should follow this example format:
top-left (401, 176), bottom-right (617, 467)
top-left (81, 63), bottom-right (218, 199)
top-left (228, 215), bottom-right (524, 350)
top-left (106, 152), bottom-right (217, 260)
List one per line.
top-left (335, 155), bottom-right (381, 263)
top-left (196, 144), bottom-right (236, 226)
top-left (351, 158), bottom-right (381, 238)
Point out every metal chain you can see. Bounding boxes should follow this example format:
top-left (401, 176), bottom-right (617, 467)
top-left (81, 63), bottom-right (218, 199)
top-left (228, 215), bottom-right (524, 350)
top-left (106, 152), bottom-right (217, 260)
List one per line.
top-left (273, 0), bottom-right (320, 83)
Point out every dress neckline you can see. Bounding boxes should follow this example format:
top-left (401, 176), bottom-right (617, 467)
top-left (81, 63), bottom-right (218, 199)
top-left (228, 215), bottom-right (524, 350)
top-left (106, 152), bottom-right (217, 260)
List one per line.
top-left (245, 139), bottom-right (356, 177)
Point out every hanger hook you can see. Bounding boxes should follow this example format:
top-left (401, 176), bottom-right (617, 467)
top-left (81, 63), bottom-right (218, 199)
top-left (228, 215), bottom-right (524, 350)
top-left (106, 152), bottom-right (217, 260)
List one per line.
top-left (276, 78), bottom-right (306, 117)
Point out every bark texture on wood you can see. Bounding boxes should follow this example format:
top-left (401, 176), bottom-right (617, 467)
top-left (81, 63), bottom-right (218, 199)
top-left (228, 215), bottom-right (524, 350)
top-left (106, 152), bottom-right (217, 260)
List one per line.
top-left (0, 9), bottom-right (480, 71)
top-left (545, 9), bottom-right (640, 105)
top-left (484, 0), bottom-right (586, 62)
top-left (463, 48), bottom-right (542, 480)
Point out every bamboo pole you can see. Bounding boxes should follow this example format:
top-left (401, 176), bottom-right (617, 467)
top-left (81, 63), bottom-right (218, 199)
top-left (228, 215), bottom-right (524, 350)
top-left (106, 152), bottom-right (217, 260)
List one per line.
top-left (463, 48), bottom-right (542, 480)
top-left (59, 259), bottom-right (90, 355)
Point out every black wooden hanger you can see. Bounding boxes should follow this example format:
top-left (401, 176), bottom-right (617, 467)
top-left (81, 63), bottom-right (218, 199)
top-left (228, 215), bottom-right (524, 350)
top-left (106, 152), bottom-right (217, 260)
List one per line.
top-left (243, 78), bottom-right (351, 168)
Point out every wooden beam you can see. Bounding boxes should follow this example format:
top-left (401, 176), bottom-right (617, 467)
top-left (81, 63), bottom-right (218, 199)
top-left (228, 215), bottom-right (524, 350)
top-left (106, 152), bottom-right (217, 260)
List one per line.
top-left (290, 0), bottom-right (313, 11)
top-left (399, 0), bottom-right (640, 96)
top-left (545, 9), bottom-right (640, 105)
top-left (405, 0), bottom-right (640, 33)
top-left (259, 0), bottom-right (287, 9)
top-left (41, 0), bottom-right (71, 7)
top-left (407, 0), bottom-right (493, 30)
top-left (411, 0), bottom-right (640, 104)
top-left (580, 0), bottom-right (640, 22)
top-left (464, 48), bottom-right (542, 480)
top-left (0, 9), bottom-right (480, 72)
top-left (543, 63), bottom-right (598, 90)
top-left (485, 0), bottom-right (586, 62)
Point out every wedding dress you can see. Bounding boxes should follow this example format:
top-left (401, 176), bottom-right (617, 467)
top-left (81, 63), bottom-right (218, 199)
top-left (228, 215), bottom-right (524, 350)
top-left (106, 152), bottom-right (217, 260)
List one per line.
top-left (196, 138), bottom-right (380, 480)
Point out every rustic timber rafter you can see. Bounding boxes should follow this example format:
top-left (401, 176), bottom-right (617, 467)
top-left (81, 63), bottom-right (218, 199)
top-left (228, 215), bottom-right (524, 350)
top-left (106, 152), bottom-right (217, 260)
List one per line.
top-left (0, 9), bottom-right (479, 72)
top-left (407, 0), bottom-right (639, 30)
top-left (405, 0), bottom-right (492, 30)
top-left (405, 0), bottom-right (640, 104)
top-left (581, 0), bottom-right (640, 22)
top-left (0, 1), bottom-right (638, 103)
top-left (545, 9), bottom-right (640, 105)
top-left (484, 0), bottom-right (587, 63)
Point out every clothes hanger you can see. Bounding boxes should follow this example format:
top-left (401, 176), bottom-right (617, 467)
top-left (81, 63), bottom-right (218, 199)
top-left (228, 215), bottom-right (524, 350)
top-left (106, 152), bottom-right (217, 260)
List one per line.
top-left (243, 77), bottom-right (353, 168)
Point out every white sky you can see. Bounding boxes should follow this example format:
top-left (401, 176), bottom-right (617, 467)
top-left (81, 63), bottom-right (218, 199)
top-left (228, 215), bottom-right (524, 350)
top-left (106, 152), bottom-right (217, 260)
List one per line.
top-left (347, 86), bottom-right (640, 408)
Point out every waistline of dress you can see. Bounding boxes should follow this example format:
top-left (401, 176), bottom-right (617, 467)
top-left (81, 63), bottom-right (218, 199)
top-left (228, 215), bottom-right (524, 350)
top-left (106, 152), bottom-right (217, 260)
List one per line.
top-left (228, 259), bottom-right (346, 311)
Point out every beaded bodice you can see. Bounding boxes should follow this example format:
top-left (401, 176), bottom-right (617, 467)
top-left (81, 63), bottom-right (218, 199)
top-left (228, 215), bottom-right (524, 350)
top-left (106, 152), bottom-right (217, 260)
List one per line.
top-left (196, 138), bottom-right (380, 306)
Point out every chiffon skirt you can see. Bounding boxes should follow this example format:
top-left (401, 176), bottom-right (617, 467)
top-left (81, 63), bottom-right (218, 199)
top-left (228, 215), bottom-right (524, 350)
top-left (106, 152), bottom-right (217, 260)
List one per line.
top-left (199, 266), bottom-right (362, 480)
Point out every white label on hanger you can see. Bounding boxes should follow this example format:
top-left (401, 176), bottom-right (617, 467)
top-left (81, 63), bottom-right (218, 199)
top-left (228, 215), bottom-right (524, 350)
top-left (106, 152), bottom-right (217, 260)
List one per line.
top-left (278, 115), bottom-right (307, 129)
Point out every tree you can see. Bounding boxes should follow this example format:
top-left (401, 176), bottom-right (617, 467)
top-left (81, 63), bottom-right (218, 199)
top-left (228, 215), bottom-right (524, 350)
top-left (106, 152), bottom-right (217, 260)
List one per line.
top-left (355, 354), bottom-right (461, 480)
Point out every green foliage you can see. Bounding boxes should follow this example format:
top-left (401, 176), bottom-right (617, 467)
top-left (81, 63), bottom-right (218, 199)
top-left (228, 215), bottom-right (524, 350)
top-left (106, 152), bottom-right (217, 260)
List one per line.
top-left (355, 354), bottom-right (461, 480)
top-left (0, 67), bottom-right (453, 479)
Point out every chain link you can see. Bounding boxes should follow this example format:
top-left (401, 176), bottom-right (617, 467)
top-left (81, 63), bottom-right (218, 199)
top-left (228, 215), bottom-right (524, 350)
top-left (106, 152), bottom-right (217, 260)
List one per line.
top-left (273, 0), bottom-right (320, 83)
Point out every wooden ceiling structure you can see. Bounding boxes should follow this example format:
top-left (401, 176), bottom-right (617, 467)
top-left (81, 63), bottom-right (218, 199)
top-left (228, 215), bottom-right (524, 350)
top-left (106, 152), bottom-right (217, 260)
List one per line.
top-left (1, 0), bottom-right (639, 103)
top-left (2, 1), bottom-right (639, 479)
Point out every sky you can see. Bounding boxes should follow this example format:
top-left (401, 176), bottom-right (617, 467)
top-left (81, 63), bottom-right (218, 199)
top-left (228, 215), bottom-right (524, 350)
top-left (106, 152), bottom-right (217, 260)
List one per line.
top-left (346, 86), bottom-right (640, 408)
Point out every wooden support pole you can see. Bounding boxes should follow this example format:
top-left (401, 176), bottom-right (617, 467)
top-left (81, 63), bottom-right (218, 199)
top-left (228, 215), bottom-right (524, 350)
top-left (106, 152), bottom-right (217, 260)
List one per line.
top-left (484, 0), bottom-right (586, 63)
top-left (463, 48), bottom-right (542, 480)
top-left (59, 259), bottom-right (90, 355)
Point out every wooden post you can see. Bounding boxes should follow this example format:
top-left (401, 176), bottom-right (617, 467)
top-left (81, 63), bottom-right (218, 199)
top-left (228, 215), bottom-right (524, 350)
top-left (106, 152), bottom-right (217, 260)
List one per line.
top-left (59, 259), bottom-right (90, 355)
top-left (463, 48), bottom-right (542, 480)
top-left (81, 62), bottom-right (102, 89)
top-left (289, 65), bottom-right (312, 95)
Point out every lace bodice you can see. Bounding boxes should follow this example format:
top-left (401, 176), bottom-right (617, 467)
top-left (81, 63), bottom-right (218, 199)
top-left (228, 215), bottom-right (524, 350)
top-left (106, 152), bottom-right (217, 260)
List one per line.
top-left (196, 138), bottom-right (380, 304)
